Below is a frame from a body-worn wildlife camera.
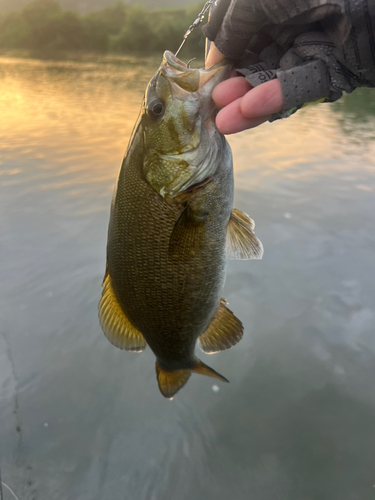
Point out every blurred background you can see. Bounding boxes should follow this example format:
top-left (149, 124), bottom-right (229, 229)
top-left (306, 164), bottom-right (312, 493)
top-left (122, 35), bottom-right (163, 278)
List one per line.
top-left (0, 0), bottom-right (205, 57)
top-left (1, 1), bottom-right (375, 499)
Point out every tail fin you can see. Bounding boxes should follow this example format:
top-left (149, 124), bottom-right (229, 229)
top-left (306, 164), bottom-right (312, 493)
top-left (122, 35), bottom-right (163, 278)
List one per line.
top-left (156, 359), bottom-right (228, 399)
top-left (156, 363), bottom-right (191, 399)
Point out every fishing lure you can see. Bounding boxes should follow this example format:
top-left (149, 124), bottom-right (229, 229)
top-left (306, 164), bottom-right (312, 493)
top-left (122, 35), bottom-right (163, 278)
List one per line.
top-left (175, 0), bottom-right (217, 57)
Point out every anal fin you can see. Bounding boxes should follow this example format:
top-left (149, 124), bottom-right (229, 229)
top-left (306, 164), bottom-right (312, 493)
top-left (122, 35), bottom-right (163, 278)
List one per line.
top-left (226, 208), bottom-right (263, 260)
top-left (199, 299), bottom-right (243, 354)
top-left (99, 273), bottom-right (146, 352)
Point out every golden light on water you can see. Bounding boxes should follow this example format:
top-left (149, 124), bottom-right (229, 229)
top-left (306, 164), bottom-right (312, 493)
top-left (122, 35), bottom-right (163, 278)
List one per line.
top-left (1, 54), bottom-right (375, 198)
top-left (0, 55), bottom-right (157, 194)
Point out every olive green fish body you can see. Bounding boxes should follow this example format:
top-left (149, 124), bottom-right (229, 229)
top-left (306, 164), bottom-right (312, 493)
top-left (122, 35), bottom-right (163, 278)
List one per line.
top-left (99, 51), bottom-right (263, 398)
top-left (108, 126), bottom-right (233, 370)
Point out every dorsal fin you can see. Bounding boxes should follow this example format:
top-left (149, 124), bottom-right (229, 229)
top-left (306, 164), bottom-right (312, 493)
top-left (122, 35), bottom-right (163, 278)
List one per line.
top-left (99, 273), bottom-right (146, 352)
top-left (198, 299), bottom-right (243, 354)
top-left (226, 208), bottom-right (263, 260)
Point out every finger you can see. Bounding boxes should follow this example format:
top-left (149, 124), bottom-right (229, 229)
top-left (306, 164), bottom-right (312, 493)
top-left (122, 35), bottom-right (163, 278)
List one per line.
top-left (205, 44), bottom-right (226, 69)
top-left (240, 79), bottom-right (283, 118)
top-left (216, 97), bottom-right (271, 134)
top-left (212, 77), bottom-right (252, 108)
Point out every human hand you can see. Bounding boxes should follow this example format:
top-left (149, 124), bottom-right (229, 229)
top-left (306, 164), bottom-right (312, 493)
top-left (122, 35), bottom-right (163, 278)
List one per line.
top-left (203, 0), bottom-right (366, 135)
top-left (206, 44), bottom-right (283, 134)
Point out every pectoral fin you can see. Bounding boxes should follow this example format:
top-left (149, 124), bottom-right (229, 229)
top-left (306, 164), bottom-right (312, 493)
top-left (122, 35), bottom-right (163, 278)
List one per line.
top-left (99, 273), bottom-right (146, 352)
top-left (199, 299), bottom-right (243, 354)
top-left (226, 208), bottom-right (263, 260)
top-left (169, 203), bottom-right (207, 258)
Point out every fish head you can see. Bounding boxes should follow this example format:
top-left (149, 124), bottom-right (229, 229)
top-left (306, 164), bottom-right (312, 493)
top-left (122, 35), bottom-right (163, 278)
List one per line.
top-left (141, 50), bottom-right (231, 198)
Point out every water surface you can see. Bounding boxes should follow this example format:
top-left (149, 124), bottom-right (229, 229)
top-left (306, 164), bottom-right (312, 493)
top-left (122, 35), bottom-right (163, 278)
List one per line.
top-left (1, 54), bottom-right (375, 500)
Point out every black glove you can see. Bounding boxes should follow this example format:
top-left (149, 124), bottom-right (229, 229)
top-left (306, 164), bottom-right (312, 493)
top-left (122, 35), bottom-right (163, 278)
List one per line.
top-left (203, 0), bottom-right (375, 116)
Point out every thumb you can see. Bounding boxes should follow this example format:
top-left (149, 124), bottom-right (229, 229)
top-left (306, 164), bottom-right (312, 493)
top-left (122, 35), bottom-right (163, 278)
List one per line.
top-left (205, 43), bottom-right (227, 69)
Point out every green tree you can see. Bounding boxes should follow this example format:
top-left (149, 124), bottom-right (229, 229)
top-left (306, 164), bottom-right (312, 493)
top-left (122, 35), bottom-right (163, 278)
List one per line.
top-left (110, 6), bottom-right (154, 53)
top-left (83, 2), bottom-right (128, 52)
top-left (0, 11), bottom-right (29, 48)
top-left (22, 0), bottom-right (61, 49)
top-left (53, 11), bottom-right (86, 50)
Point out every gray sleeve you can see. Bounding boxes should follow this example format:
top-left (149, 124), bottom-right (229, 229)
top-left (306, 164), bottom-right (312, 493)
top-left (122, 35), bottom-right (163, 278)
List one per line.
top-left (202, 0), bottom-right (347, 59)
top-left (202, 0), bottom-right (267, 59)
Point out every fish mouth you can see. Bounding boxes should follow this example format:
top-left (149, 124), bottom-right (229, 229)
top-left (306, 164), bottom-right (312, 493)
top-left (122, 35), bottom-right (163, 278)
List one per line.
top-left (161, 50), bottom-right (232, 109)
top-left (164, 51), bottom-right (189, 72)
top-left (163, 50), bottom-right (229, 72)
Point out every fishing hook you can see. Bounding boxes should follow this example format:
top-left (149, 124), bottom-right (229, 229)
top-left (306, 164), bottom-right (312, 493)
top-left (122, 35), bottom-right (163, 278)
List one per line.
top-left (187, 58), bottom-right (196, 68)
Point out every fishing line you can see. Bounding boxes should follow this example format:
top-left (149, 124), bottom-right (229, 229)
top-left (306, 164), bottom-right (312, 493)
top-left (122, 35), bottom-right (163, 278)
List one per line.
top-left (1, 482), bottom-right (19, 500)
top-left (175, 0), bottom-right (217, 57)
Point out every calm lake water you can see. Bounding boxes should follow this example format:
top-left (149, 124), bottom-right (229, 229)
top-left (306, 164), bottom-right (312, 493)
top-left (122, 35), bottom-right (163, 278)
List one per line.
top-left (1, 53), bottom-right (375, 500)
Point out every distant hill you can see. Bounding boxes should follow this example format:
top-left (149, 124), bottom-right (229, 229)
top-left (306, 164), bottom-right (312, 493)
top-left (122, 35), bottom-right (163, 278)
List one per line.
top-left (0, 0), bottom-right (198, 13)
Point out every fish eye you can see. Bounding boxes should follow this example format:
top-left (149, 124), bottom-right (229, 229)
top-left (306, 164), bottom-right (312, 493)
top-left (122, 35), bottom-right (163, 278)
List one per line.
top-left (148, 99), bottom-right (165, 120)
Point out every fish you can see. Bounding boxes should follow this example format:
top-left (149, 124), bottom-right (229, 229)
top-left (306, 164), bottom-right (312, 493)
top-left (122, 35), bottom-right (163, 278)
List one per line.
top-left (99, 50), bottom-right (263, 399)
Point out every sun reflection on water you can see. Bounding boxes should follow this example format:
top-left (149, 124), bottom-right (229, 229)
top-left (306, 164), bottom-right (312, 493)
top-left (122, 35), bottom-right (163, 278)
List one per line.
top-left (1, 54), bottom-right (375, 199)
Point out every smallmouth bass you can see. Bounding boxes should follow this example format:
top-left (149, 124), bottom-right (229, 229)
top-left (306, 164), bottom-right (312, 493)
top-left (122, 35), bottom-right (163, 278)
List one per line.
top-left (99, 51), bottom-right (263, 398)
